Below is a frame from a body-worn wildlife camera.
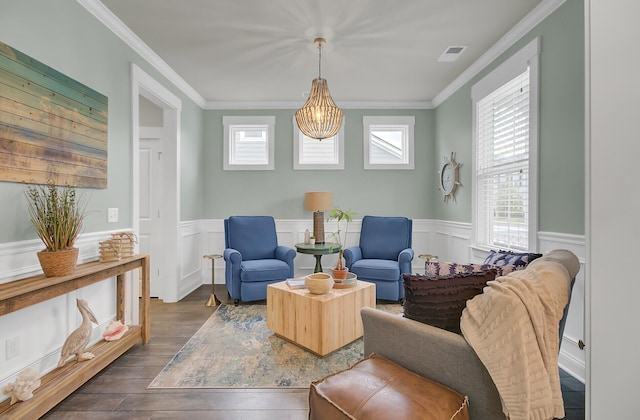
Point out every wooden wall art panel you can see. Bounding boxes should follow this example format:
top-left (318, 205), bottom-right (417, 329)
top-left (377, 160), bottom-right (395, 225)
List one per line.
top-left (0, 42), bottom-right (108, 189)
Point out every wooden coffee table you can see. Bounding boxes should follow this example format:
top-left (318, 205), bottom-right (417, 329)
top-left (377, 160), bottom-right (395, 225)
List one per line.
top-left (266, 280), bottom-right (376, 356)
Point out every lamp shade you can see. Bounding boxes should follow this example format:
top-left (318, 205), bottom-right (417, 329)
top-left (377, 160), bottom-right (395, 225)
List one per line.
top-left (304, 192), bottom-right (332, 211)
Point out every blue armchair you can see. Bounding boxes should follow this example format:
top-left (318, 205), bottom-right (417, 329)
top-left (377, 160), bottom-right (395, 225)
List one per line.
top-left (223, 216), bottom-right (296, 304)
top-left (343, 216), bottom-right (413, 301)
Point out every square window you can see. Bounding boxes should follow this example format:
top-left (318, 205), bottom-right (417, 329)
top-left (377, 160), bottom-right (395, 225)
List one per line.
top-left (223, 116), bottom-right (275, 170)
top-left (363, 116), bottom-right (414, 169)
top-left (293, 116), bottom-right (344, 170)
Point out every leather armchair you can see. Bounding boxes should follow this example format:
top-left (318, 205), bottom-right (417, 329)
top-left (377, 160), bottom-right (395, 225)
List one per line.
top-left (223, 216), bottom-right (295, 304)
top-left (343, 215), bottom-right (413, 301)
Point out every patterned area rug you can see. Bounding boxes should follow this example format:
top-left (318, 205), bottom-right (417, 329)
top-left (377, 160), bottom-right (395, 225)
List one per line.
top-left (148, 302), bottom-right (402, 389)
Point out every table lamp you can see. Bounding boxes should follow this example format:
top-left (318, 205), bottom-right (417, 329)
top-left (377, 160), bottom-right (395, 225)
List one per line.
top-left (304, 192), bottom-right (332, 244)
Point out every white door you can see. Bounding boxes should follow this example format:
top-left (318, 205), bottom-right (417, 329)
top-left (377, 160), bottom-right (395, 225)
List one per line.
top-left (139, 126), bottom-right (165, 298)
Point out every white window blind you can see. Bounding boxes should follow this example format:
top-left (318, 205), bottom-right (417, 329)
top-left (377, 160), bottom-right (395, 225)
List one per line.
top-left (293, 116), bottom-right (344, 170)
top-left (476, 69), bottom-right (530, 250)
top-left (223, 116), bottom-right (275, 170)
top-left (300, 134), bottom-right (338, 164)
top-left (230, 125), bottom-right (268, 165)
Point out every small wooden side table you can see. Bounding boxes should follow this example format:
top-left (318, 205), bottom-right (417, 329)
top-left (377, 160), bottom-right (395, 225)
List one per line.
top-left (418, 254), bottom-right (439, 275)
top-left (203, 254), bottom-right (222, 306)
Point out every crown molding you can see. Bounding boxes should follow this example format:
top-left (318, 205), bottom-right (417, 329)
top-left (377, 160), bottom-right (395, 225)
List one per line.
top-left (203, 100), bottom-right (433, 110)
top-left (432, 0), bottom-right (567, 107)
top-left (80, 0), bottom-right (564, 111)
top-left (76, 0), bottom-right (206, 108)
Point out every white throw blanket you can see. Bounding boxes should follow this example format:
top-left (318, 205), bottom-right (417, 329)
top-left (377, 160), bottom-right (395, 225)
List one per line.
top-left (460, 258), bottom-right (572, 420)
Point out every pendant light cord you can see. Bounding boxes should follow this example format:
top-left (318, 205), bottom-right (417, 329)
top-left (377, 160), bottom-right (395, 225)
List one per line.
top-left (318, 42), bottom-right (322, 79)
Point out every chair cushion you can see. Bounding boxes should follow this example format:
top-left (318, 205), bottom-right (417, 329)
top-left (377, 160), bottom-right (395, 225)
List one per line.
top-left (309, 353), bottom-right (469, 420)
top-left (226, 216), bottom-right (278, 260)
top-left (359, 216), bottom-right (412, 260)
top-left (351, 259), bottom-right (400, 282)
top-left (403, 270), bottom-right (498, 333)
top-left (240, 259), bottom-right (291, 282)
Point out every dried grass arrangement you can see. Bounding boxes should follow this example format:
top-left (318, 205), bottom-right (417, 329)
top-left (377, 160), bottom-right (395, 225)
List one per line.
top-left (26, 182), bottom-right (87, 276)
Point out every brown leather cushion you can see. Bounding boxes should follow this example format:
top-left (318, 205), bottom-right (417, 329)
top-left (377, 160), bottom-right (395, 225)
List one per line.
top-left (309, 353), bottom-right (469, 420)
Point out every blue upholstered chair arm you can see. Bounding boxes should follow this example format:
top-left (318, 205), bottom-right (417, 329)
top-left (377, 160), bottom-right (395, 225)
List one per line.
top-left (223, 248), bottom-right (242, 299)
top-left (398, 248), bottom-right (414, 274)
top-left (223, 248), bottom-right (242, 265)
top-left (275, 245), bottom-right (296, 277)
top-left (343, 246), bottom-right (362, 269)
top-left (275, 245), bottom-right (295, 261)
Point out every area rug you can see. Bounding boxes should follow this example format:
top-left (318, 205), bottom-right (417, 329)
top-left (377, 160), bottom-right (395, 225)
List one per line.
top-left (148, 303), bottom-right (402, 389)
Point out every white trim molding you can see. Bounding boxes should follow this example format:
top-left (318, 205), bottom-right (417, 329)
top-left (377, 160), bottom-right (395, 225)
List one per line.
top-left (433, 0), bottom-right (567, 107)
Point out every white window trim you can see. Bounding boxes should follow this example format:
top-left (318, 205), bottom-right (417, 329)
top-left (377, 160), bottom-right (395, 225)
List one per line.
top-left (223, 115), bottom-right (275, 170)
top-left (292, 116), bottom-right (345, 170)
top-left (363, 116), bottom-right (415, 170)
top-left (471, 37), bottom-right (539, 252)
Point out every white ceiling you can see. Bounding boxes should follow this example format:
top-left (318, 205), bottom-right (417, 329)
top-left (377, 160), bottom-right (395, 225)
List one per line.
top-left (94, 0), bottom-right (550, 108)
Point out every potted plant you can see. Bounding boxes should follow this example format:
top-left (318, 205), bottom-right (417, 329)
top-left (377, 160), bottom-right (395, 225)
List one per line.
top-left (26, 181), bottom-right (87, 277)
top-left (328, 207), bottom-right (356, 280)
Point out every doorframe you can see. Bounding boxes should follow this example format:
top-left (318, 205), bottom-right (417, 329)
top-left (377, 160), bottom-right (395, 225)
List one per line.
top-left (131, 63), bottom-right (182, 303)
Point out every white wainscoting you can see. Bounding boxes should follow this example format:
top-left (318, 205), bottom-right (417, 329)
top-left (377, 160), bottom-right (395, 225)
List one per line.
top-left (185, 219), bottom-right (586, 381)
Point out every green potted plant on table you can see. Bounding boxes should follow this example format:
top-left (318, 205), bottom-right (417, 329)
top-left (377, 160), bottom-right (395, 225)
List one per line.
top-left (26, 182), bottom-right (87, 277)
top-left (328, 207), bottom-right (356, 280)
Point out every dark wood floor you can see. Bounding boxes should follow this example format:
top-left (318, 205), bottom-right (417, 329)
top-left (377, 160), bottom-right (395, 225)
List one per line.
top-left (42, 284), bottom-right (585, 419)
top-left (43, 285), bottom-right (309, 419)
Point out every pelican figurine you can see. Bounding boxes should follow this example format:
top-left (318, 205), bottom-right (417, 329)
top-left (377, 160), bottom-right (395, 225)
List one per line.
top-left (57, 298), bottom-right (98, 368)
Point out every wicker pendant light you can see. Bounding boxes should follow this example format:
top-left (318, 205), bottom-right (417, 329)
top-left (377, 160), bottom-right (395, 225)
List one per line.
top-left (295, 38), bottom-right (343, 140)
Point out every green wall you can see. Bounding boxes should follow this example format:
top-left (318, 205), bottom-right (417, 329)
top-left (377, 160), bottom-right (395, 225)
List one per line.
top-left (203, 109), bottom-right (434, 219)
top-left (433, 0), bottom-right (585, 235)
top-left (0, 0), bottom-right (205, 243)
top-left (0, 0), bottom-right (584, 245)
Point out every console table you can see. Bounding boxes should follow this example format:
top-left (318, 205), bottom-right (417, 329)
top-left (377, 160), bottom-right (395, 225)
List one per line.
top-left (0, 254), bottom-right (150, 418)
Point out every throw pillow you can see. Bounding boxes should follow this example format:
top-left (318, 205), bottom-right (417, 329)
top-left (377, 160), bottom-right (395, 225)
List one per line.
top-left (402, 269), bottom-right (497, 334)
top-left (483, 250), bottom-right (542, 269)
top-left (425, 261), bottom-right (521, 277)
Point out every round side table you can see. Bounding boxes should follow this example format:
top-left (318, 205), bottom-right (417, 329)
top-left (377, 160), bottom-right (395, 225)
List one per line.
top-left (295, 243), bottom-right (340, 273)
top-left (203, 254), bottom-right (222, 306)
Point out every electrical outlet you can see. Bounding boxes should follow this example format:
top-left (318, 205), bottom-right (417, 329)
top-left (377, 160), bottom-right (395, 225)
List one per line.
top-left (6, 336), bottom-right (19, 360)
top-left (107, 207), bottom-right (119, 223)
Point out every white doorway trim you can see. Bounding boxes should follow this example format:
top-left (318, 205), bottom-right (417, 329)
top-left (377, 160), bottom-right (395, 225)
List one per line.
top-left (131, 63), bottom-right (182, 303)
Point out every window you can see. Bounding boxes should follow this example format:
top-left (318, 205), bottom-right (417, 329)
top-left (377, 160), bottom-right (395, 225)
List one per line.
top-left (223, 116), bottom-right (275, 170)
top-left (293, 116), bottom-right (344, 170)
top-left (363, 116), bottom-right (415, 169)
top-left (472, 38), bottom-right (539, 251)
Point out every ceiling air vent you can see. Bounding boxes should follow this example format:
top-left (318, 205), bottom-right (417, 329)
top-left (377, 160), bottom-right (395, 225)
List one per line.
top-left (437, 46), bottom-right (467, 62)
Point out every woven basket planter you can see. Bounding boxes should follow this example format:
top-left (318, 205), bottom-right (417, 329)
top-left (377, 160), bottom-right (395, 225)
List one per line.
top-left (37, 248), bottom-right (79, 277)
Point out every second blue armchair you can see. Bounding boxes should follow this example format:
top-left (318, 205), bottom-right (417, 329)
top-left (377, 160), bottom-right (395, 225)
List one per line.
top-left (343, 215), bottom-right (414, 301)
top-left (223, 216), bottom-right (296, 304)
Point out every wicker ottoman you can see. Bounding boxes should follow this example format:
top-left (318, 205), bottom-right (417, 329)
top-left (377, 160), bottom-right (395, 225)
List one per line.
top-left (309, 353), bottom-right (469, 420)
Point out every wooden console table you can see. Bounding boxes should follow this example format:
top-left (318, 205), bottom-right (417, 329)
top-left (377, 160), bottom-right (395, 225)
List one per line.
top-left (0, 254), bottom-right (150, 418)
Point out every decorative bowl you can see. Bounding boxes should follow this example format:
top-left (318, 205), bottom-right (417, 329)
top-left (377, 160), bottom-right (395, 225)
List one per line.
top-left (305, 273), bottom-right (334, 294)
